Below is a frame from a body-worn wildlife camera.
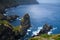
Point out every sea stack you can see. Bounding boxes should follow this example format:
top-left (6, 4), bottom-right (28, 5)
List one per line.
top-left (20, 13), bottom-right (31, 36)
top-left (38, 24), bottom-right (53, 35)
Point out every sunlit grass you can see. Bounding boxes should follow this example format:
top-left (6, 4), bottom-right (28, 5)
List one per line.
top-left (29, 34), bottom-right (60, 40)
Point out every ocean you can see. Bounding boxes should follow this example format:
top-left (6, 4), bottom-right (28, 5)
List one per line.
top-left (5, 3), bottom-right (60, 40)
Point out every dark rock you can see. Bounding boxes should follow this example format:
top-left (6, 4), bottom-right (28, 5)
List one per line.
top-left (20, 13), bottom-right (31, 36)
top-left (6, 15), bottom-right (19, 21)
top-left (0, 22), bottom-right (21, 40)
top-left (0, 13), bottom-right (4, 19)
top-left (0, 14), bottom-right (19, 21)
top-left (37, 24), bottom-right (53, 36)
top-left (0, 24), bottom-right (14, 40)
top-left (0, 13), bottom-right (31, 40)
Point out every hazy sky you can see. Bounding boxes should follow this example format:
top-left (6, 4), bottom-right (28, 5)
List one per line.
top-left (37, 0), bottom-right (60, 4)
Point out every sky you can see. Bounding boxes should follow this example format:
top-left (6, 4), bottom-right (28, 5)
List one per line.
top-left (37, 0), bottom-right (60, 4)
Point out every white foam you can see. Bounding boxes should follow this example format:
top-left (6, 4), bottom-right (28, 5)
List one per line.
top-left (27, 29), bottom-right (31, 32)
top-left (3, 14), bottom-right (7, 16)
top-left (48, 29), bottom-right (52, 35)
top-left (32, 26), bottom-right (43, 36)
top-left (17, 18), bottom-right (21, 20)
top-left (26, 33), bottom-right (29, 35)
top-left (48, 27), bottom-right (57, 35)
top-left (32, 26), bottom-right (57, 36)
top-left (52, 27), bottom-right (57, 30)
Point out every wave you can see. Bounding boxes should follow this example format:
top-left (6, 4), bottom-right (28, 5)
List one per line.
top-left (31, 26), bottom-right (57, 36)
top-left (32, 26), bottom-right (43, 36)
top-left (48, 27), bottom-right (57, 35)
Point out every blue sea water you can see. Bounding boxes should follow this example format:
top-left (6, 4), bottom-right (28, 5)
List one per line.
top-left (5, 3), bottom-right (60, 39)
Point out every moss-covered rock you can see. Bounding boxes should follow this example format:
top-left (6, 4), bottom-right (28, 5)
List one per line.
top-left (0, 13), bottom-right (31, 40)
top-left (13, 13), bottom-right (31, 37)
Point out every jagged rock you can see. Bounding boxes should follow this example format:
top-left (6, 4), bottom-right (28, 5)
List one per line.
top-left (6, 15), bottom-right (19, 21)
top-left (38, 24), bottom-right (52, 35)
top-left (0, 14), bottom-right (19, 21)
top-left (0, 24), bottom-right (14, 40)
top-left (0, 21), bottom-right (22, 40)
top-left (20, 13), bottom-right (31, 36)
top-left (0, 13), bottom-right (31, 40)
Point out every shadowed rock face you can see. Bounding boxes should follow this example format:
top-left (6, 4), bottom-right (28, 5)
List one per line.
top-left (0, 23), bottom-right (23, 40)
top-left (0, 13), bottom-right (31, 40)
top-left (38, 24), bottom-right (53, 35)
top-left (0, 23), bottom-right (15, 40)
top-left (21, 13), bottom-right (31, 29)
top-left (0, 14), bottom-right (19, 22)
top-left (20, 13), bottom-right (31, 36)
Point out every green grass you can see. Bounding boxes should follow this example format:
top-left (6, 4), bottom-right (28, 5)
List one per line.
top-left (13, 26), bottom-right (20, 31)
top-left (0, 20), bottom-right (21, 32)
top-left (0, 20), bottom-right (8, 24)
top-left (55, 37), bottom-right (60, 40)
top-left (40, 34), bottom-right (51, 38)
top-left (29, 34), bottom-right (60, 40)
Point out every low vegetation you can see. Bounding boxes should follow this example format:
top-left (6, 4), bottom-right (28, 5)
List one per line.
top-left (29, 34), bottom-right (60, 40)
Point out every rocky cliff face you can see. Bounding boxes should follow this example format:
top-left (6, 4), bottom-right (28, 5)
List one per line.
top-left (20, 13), bottom-right (31, 36)
top-left (0, 20), bottom-right (16, 40)
top-left (0, 0), bottom-right (32, 39)
top-left (0, 13), bottom-right (31, 40)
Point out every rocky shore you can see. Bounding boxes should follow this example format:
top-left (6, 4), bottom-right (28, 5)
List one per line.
top-left (0, 0), bottom-right (38, 13)
top-left (0, 0), bottom-right (60, 40)
top-left (0, 13), bottom-right (31, 40)
top-left (0, 0), bottom-right (38, 40)
top-left (29, 24), bottom-right (60, 40)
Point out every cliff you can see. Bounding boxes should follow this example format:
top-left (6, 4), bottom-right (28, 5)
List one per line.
top-left (14, 13), bottom-right (31, 37)
top-left (0, 13), bottom-right (31, 40)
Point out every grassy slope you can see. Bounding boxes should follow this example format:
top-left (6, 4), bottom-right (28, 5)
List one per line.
top-left (0, 20), bottom-right (20, 31)
top-left (29, 34), bottom-right (60, 40)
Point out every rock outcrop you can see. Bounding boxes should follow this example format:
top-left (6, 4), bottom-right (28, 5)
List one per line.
top-left (0, 14), bottom-right (19, 21)
top-left (0, 20), bottom-right (19, 40)
top-left (0, 13), bottom-right (31, 40)
top-left (30, 24), bottom-right (53, 40)
top-left (20, 13), bottom-right (31, 36)
top-left (38, 24), bottom-right (53, 35)
top-left (0, 22), bottom-right (25, 40)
